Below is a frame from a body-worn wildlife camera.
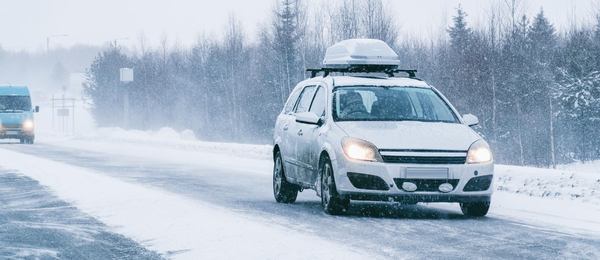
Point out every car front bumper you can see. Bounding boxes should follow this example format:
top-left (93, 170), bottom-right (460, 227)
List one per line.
top-left (0, 128), bottom-right (34, 139)
top-left (333, 157), bottom-right (494, 203)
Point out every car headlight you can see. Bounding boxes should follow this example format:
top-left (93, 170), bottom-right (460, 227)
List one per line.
top-left (22, 120), bottom-right (34, 131)
top-left (467, 139), bottom-right (493, 164)
top-left (341, 137), bottom-right (382, 162)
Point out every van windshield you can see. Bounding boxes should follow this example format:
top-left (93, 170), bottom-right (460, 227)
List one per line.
top-left (0, 96), bottom-right (32, 112)
top-left (333, 86), bottom-right (458, 123)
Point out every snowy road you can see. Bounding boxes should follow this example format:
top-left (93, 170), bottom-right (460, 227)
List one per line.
top-left (0, 170), bottom-right (161, 259)
top-left (1, 136), bottom-right (599, 259)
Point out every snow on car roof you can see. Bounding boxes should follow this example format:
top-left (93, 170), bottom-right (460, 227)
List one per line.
top-left (325, 76), bottom-right (430, 88)
top-left (0, 85), bottom-right (30, 96)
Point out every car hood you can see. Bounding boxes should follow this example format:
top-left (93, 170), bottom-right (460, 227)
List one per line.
top-left (336, 121), bottom-right (481, 151)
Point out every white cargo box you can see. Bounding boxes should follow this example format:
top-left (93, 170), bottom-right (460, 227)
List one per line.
top-left (323, 39), bottom-right (400, 68)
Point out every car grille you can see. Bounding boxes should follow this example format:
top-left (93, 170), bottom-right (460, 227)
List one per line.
top-left (381, 156), bottom-right (466, 164)
top-left (394, 178), bottom-right (460, 192)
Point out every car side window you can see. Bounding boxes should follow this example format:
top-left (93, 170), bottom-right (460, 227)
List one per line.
top-left (294, 86), bottom-right (317, 113)
top-left (283, 88), bottom-right (302, 114)
top-left (309, 86), bottom-right (326, 117)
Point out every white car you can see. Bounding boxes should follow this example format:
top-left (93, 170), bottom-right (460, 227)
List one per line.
top-left (272, 39), bottom-right (493, 216)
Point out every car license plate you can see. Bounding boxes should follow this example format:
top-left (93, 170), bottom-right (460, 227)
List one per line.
top-left (406, 168), bottom-right (449, 179)
top-left (6, 131), bottom-right (18, 135)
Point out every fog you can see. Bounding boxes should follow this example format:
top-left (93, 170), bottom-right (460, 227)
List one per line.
top-left (0, 0), bottom-right (596, 51)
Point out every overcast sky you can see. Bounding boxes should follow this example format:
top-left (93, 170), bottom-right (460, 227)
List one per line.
top-left (1, 0), bottom-right (598, 52)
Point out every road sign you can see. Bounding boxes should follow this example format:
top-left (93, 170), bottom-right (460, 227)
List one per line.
top-left (120, 68), bottom-right (134, 82)
top-left (57, 108), bottom-right (70, 117)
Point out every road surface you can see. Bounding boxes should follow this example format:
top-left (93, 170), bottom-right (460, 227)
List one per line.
top-left (1, 139), bottom-right (599, 259)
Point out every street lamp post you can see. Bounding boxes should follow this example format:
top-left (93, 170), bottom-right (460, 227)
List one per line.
top-left (46, 34), bottom-right (69, 53)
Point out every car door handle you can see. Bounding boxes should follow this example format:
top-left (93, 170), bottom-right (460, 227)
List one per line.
top-left (297, 129), bottom-right (303, 136)
top-left (283, 124), bottom-right (289, 131)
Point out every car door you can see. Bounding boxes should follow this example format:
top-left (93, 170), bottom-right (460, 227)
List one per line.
top-left (277, 87), bottom-right (302, 181)
top-left (296, 85), bottom-right (327, 185)
top-left (286, 85), bottom-right (317, 182)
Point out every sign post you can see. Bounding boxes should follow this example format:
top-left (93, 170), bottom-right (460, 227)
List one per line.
top-left (119, 68), bottom-right (134, 128)
top-left (51, 95), bottom-right (76, 134)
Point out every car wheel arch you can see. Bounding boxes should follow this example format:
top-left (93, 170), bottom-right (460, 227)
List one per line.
top-left (273, 145), bottom-right (281, 161)
top-left (320, 142), bottom-right (337, 162)
top-left (316, 150), bottom-right (333, 196)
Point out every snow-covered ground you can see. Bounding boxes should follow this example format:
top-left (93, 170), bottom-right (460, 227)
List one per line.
top-left (1, 127), bottom-right (600, 259)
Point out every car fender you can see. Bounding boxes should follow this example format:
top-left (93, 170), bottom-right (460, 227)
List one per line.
top-left (273, 135), bottom-right (282, 152)
top-left (321, 141), bottom-right (337, 163)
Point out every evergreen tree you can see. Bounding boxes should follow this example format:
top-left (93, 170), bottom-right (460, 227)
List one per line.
top-left (498, 15), bottom-right (531, 165)
top-left (446, 6), bottom-right (474, 109)
top-left (556, 70), bottom-right (600, 161)
top-left (556, 28), bottom-right (600, 162)
top-left (525, 9), bottom-right (557, 166)
top-left (529, 10), bottom-right (556, 60)
top-left (448, 7), bottom-right (472, 58)
top-left (85, 46), bottom-right (130, 126)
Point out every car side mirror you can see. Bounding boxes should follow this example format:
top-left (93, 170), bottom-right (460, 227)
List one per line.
top-left (34, 106), bottom-right (40, 113)
top-left (463, 114), bottom-right (479, 126)
top-left (295, 112), bottom-right (322, 126)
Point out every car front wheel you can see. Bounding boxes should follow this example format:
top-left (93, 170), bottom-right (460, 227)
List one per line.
top-left (273, 151), bottom-right (298, 203)
top-left (20, 137), bottom-right (34, 144)
top-left (460, 201), bottom-right (490, 217)
top-left (320, 157), bottom-right (349, 215)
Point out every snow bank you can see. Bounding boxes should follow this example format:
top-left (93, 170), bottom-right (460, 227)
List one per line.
top-left (0, 148), bottom-right (369, 260)
top-left (43, 127), bottom-right (272, 160)
top-left (490, 192), bottom-right (600, 237)
top-left (558, 160), bottom-right (600, 174)
top-left (495, 165), bottom-right (600, 205)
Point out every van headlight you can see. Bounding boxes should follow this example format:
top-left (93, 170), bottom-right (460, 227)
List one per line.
top-left (22, 120), bottom-right (34, 131)
top-left (467, 140), bottom-right (493, 164)
top-left (341, 137), bottom-right (382, 162)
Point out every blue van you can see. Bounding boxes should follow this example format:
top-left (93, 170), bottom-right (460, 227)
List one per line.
top-left (0, 86), bottom-right (39, 144)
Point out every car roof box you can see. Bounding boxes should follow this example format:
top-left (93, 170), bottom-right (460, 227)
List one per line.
top-left (323, 39), bottom-right (400, 68)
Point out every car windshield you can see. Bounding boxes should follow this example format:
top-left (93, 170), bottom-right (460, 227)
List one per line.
top-left (333, 86), bottom-right (458, 123)
top-left (0, 96), bottom-right (31, 112)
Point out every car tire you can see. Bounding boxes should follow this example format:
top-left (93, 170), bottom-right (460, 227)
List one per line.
top-left (460, 201), bottom-right (490, 217)
top-left (320, 157), bottom-right (350, 215)
top-left (20, 137), bottom-right (34, 144)
top-left (273, 151), bottom-right (298, 203)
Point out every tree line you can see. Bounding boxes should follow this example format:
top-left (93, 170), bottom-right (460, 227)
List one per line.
top-left (85, 0), bottom-right (600, 167)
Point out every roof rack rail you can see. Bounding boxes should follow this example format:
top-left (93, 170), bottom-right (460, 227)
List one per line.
top-left (306, 66), bottom-right (417, 79)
